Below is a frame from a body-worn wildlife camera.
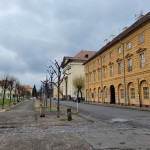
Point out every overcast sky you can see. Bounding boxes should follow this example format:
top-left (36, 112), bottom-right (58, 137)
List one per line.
top-left (0, 0), bottom-right (149, 89)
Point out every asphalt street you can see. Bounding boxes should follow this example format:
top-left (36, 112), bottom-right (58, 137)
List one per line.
top-left (0, 99), bottom-right (150, 149)
top-left (59, 100), bottom-right (150, 129)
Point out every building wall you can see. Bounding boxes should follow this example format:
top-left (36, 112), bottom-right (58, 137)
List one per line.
top-left (63, 62), bottom-right (85, 98)
top-left (0, 87), bottom-right (14, 99)
top-left (84, 21), bottom-right (150, 107)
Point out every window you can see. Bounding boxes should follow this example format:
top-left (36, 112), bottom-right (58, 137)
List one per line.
top-left (130, 88), bottom-right (135, 98)
top-left (85, 54), bottom-right (89, 58)
top-left (89, 64), bottom-right (91, 71)
top-left (143, 87), bottom-right (149, 99)
top-left (118, 47), bottom-right (121, 54)
top-left (104, 68), bottom-right (106, 78)
top-left (98, 58), bottom-right (101, 65)
top-left (110, 52), bottom-right (113, 58)
top-left (98, 70), bottom-right (101, 80)
top-left (121, 89), bottom-right (124, 98)
top-left (103, 56), bottom-right (106, 62)
top-left (93, 62), bottom-right (95, 69)
top-left (127, 42), bottom-right (131, 49)
top-left (105, 90), bottom-right (108, 98)
top-left (140, 53), bottom-right (145, 68)
top-left (93, 73), bottom-right (96, 81)
top-left (89, 74), bottom-right (91, 82)
top-left (128, 58), bottom-right (132, 72)
top-left (110, 66), bottom-right (113, 76)
top-left (118, 63), bottom-right (122, 74)
top-left (138, 34), bottom-right (144, 43)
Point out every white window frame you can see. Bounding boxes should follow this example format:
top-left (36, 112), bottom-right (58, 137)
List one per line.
top-left (121, 89), bottom-right (124, 98)
top-left (103, 56), bottom-right (106, 62)
top-left (127, 42), bottom-right (131, 50)
top-left (118, 47), bottom-right (121, 54)
top-left (128, 58), bottom-right (132, 72)
top-left (130, 88), bottom-right (135, 99)
top-left (110, 65), bottom-right (113, 76)
top-left (143, 87), bottom-right (149, 99)
top-left (104, 68), bottom-right (106, 78)
top-left (138, 34), bottom-right (144, 43)
top-left (140, 53), bottom-right (145, 68)
top-left (98, 70), bottom-right (100, 80)
top-left (118, 63), bottom-right (122, 74)
top-left (110, 52), bottom-right (113, 58)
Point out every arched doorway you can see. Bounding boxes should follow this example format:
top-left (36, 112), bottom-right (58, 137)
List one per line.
top-left (140, 80), bottom-right (149, 107)
top-left (110, 85), bottom-right (116, 104)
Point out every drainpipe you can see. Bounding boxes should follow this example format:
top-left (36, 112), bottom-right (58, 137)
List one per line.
top-left (137, 77), bottom-right (141, 108)
top-left (100, 57), bottom-right (103, 103)
top-left (120, 39), bottom-right (127, 105)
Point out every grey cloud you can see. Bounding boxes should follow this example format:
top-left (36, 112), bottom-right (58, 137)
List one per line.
top-left (0, 0), bottom-right (149, 88)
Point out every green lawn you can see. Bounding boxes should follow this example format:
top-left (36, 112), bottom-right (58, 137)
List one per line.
top-left (0, 98), bottom-right (23, 110)
top-left (0, 99), bottom-right (10, 105)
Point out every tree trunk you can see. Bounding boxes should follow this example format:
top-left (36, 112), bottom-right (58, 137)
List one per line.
top-left (9, 90), bottom-right (12, 107)
top-left (79, 89), bottom-right (83, 100)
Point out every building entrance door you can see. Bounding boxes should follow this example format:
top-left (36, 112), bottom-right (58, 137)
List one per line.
top-left (110, 85), bottom-right (116, 104)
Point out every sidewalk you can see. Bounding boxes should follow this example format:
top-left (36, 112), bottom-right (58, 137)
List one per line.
top-left (83, 101), bottom-right (150, 111)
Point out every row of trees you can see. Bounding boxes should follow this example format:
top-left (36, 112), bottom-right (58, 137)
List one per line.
top-left (39, 60), bottom-right (85, 117)
top-left (0, 74), bottom-right (31, 109)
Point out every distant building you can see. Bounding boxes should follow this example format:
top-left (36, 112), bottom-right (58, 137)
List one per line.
top-left (53, 80), bottom-right (63, 100)
top-left (84, 12), bottom-right (150, 107)
top-left (23, 85), bottom-right (33, 96)
top-left (61, 50), bottom-right (97, 99)
top-left (0, 80), bottom-right (14, 99)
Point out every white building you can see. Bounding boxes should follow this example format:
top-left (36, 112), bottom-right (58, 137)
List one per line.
top-left (61, 50), bottom-right (97, 99)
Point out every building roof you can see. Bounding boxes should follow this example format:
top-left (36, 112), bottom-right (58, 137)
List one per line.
top-left (74, 50), bottom-right (97, 60)
top-left (23, 85), bottom-right (33, 89)
top-left (84, 11), bottom-right (150, 65)
top-left (61, 50), bottom-right (97, 68)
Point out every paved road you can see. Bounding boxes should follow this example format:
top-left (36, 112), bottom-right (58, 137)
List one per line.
top-left (59, 100), bottom-right (150, 129)
top-left (0, 100), bottom-right (36, 126)
top-left (0, 100), bottom-right (92, 150)
top-left (1, 100), bottom-right (150, 149)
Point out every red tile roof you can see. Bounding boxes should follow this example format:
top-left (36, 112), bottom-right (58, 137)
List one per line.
top-left (74, 50), bottom-right (97, 60)
top-left (61, 50), bottom-right (97, 68)
top-left (23, 85), bottom-right (33, 89)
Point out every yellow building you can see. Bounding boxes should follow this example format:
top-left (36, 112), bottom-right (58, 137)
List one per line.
top-left (84, 12), bottom-right (150, 108)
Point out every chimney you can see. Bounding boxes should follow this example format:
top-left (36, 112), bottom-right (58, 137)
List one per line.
top-left (109, 35), bottom-right (116, 41)
top-left (122, 27), bottom-right (128, 32)
top-left (104, 39), bottom-right (109, 45)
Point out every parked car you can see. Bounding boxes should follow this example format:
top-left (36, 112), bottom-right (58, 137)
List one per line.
top-left (72, 97), bottom-right (77, 102)
top-left (72, 97), bottom-right (81, 103)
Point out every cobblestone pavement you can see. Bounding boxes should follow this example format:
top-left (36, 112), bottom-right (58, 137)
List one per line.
top-left (0, 100), bottom-right (150, 150)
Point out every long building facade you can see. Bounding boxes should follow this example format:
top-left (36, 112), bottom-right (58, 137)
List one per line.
top-left (84, 12), bottom-right (150, 107)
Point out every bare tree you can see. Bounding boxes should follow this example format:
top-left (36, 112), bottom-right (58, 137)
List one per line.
top-left (19, 86), bottom-right (26, 100)
top-left (8, 75), bottom-right (17, 106)
top-left (13, 79), bottom-right (20, 104)
top-left (0, 74), bottom-right (9, 109)
top-left (72, 75), bottom-right (85, 102)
